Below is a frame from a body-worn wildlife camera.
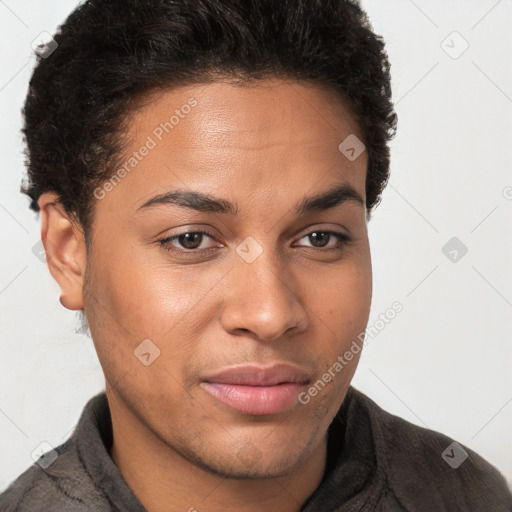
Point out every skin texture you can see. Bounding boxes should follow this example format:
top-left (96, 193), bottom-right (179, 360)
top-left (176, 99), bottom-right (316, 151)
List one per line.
top-left (38, 79), bottom-right (372, 512)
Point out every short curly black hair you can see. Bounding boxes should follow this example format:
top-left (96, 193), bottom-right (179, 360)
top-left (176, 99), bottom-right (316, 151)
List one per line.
top-left (21, 0), bottom-right (397, 242)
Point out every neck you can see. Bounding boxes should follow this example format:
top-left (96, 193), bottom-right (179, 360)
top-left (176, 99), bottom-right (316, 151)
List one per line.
top-left (107, 388), bottom-right (329, 512)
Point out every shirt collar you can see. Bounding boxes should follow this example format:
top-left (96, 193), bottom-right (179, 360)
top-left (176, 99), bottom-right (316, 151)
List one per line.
top-left (75, 385), bottom-right (385, 512)
top-left (75, 392), bottom-right (147, 512)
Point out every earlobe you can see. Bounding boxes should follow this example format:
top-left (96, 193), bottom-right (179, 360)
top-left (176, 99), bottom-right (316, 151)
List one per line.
top-left (37, 192), bottom-right (87, 311)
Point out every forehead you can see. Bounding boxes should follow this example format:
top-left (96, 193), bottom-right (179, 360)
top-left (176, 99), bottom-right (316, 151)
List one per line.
top-left (99, 79), bottom-right (367, 215)
top-left (129, 78), bottom-right (362, 148)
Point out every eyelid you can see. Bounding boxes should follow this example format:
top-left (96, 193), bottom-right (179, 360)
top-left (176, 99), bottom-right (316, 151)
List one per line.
top-left (295, 224), bottom-right (350, 240)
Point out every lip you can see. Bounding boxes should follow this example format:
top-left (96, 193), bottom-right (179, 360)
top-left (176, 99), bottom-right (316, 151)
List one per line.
top-left (200, 364), bottom-right (311, 415)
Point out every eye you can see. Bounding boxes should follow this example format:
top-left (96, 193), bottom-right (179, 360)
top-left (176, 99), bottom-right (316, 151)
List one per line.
top-left (158, 230), bottom-right (218, 253)
top-left (295, 230), bottom-right (352, 250)
top-left (158, 229), bottom-right (352, 256)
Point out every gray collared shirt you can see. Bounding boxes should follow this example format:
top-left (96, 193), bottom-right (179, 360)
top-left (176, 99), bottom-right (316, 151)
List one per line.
top-left (1, 386), bottom-right (511, 511)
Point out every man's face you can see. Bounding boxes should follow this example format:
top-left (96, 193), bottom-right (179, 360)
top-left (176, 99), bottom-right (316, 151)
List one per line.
top-left (83, 79), bottom-right (372, 478)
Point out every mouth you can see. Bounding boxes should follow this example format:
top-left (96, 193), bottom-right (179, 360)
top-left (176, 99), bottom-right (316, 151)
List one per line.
top-left (200, 363), bottom-right (310, 415)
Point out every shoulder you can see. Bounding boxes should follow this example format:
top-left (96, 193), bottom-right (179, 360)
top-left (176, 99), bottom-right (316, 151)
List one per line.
top-left (0, 438), bottom-right (109, 512)
top-left (347, 386), bottom-right (512, 511)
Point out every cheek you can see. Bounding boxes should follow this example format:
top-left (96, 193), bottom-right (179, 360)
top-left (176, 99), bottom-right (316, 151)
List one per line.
top-left (307, 258), bottom-right (371, 410)
top-left (85, 232), bottom-right (371, 368)
top-left (307, 255), bottom-right (372, 393)
top-left (84, 245), bottom-right (228, 381)
top-left (313, 249), bottom-right (372, 330)
top-left (89, 246), bottom-right (197, 336)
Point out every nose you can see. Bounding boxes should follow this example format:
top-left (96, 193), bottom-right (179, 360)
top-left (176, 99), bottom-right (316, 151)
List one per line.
top-left (220, 243), bottom-right (309, 341)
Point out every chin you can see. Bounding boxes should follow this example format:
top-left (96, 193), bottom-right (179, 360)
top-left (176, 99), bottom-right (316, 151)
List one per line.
top-left (186, 441), bottom-right (308, 480)
top-left (206, 456), bottom-right (302, 480)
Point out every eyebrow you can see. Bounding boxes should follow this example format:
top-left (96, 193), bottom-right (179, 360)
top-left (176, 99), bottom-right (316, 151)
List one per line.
top-left (136, 182), bottom-right (364, 216)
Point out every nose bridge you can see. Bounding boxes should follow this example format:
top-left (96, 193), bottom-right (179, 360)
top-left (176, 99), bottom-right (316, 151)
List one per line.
top-left (221, 235), bottom-right (308, 340)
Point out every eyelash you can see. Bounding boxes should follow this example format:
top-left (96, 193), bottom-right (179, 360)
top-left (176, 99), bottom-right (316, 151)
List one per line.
top-left (157, 229), bottom-right (352, 256)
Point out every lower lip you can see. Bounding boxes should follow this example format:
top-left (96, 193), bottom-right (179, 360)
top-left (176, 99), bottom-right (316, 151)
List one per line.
top-left (200, 382), bottom-right (305, 415)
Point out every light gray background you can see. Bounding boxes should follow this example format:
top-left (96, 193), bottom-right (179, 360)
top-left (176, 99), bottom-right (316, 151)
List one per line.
top-left (1, 0), bottom-right (511, 490)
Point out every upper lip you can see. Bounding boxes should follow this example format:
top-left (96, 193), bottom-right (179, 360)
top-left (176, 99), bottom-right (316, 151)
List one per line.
top-left (202, 363), bottom-right (311, 386)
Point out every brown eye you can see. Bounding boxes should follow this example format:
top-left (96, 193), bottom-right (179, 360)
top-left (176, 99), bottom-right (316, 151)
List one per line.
top-left (159, 231), bottom-right (217, 253)
top-left (175, 232), bottom-right (205, 250)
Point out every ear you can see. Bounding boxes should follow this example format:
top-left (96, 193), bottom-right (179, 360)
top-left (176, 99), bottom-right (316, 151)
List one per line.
top-left (37, 192), bottom-right (87, 311)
